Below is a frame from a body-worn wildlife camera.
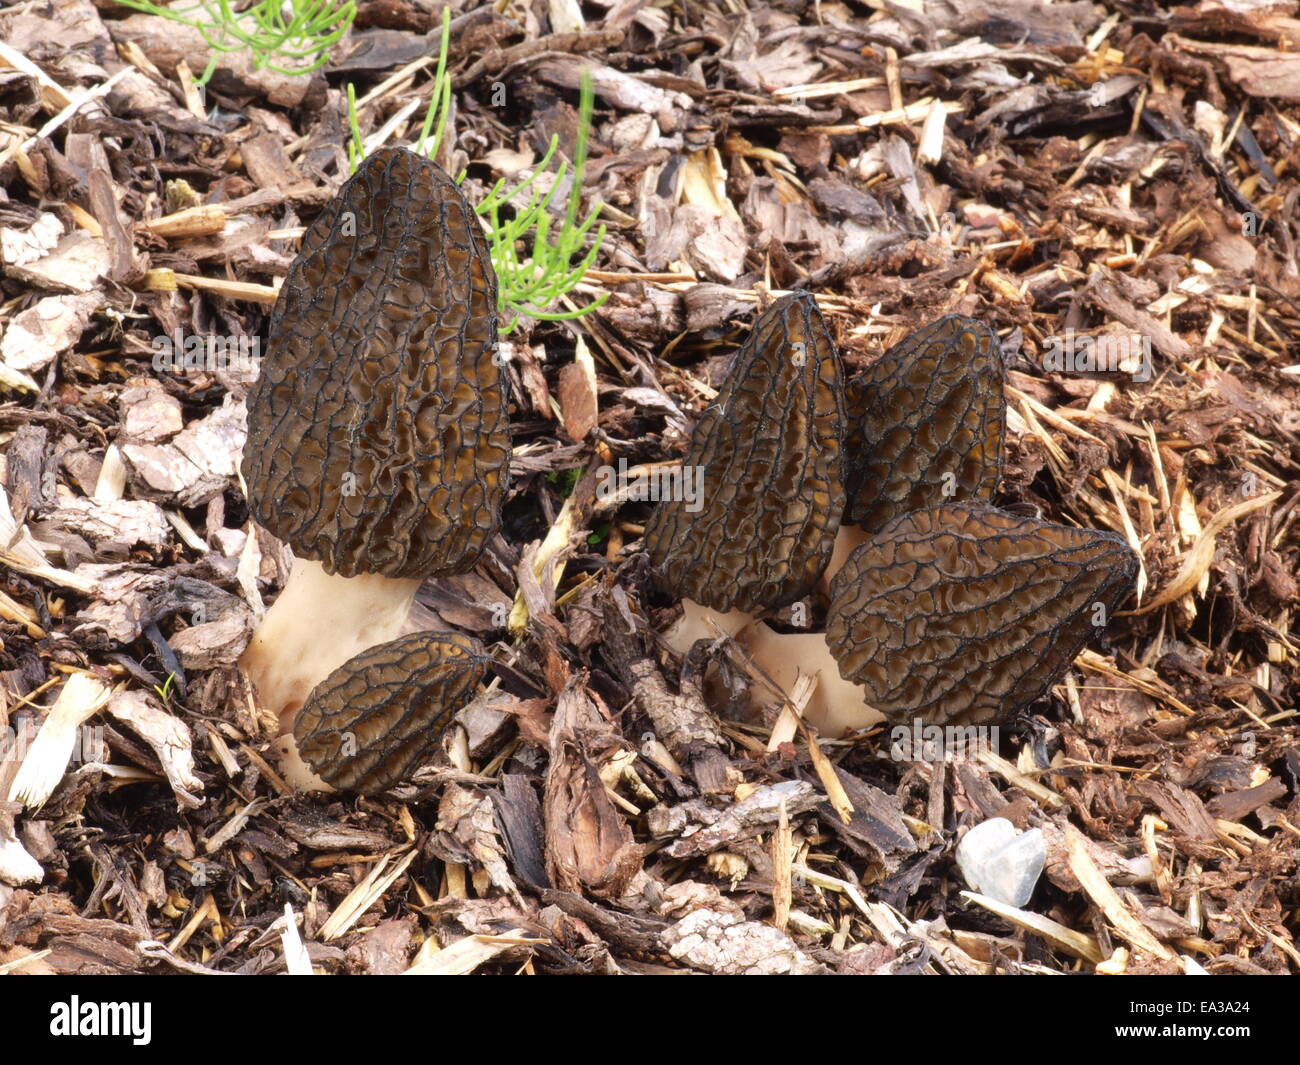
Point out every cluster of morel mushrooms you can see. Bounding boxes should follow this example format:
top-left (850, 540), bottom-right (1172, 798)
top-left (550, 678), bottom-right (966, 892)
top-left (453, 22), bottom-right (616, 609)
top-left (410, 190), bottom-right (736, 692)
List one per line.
top-left (239, 146), bottom-right (1139, 795)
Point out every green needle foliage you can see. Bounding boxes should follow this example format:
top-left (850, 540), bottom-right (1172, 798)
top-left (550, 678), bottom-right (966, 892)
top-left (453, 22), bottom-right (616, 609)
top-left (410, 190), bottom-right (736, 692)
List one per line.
top-left (347, 9), bottom-right (607, 332)
top-left (477, 75), bottom-right (608, 333)
top-left (111, 0), bottom-right (355, 84)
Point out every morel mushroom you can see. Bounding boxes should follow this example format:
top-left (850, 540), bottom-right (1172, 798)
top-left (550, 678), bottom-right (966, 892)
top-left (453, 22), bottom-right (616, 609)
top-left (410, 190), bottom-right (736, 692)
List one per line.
top-left (645, 291), bottom-right (845, 651)
top-left (289, 630), bottom-right (488, 794)
top-left (240, 147), bottom-right (509, 734)
top-left (829, 315), bottom-right (1005, 578)
top-left (820, 502), bottom-right (1138, 735)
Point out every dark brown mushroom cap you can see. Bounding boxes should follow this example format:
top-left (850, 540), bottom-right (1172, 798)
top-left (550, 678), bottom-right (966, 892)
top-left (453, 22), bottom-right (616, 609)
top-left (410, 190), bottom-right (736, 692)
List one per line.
top-left (844, 315), bottom-right (1004, 532)
top-left (293, 630), bottom-right (488, 794)
top-left (645, 291), bottom-right (845, 614)
top-left (243, 147), bottom-right (509, 579)
top-left (826, 503), bottom-right (1137, 726)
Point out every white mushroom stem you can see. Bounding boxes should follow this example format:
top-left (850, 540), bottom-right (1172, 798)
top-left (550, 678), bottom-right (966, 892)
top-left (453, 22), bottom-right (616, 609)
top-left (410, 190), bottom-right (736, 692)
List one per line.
top-left (239, 558), bottom-right (422, 736)
top-left (660, 525), bottom-right (885, 738)
top-left (661, 599), bottom-right (758, 655)
top-left (273, 734), bottom-right (331, 792)
top-left (733, 625), bottom-right (883, 737)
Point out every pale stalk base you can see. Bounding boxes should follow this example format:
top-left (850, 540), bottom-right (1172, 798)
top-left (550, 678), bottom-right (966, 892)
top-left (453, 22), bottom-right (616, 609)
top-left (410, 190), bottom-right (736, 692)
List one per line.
top-left (660, 594), bottom-right (883, 738)
top-left (737, 625), bottom-right (884, 737)
top-left (661, 599), bottom-right (757, 656)
top-left (239, 558), bottom-right (422, 736)
top-left (805, 523), bottom-right (884, 734)
top-left (274, 733), bottom-right (330, 792)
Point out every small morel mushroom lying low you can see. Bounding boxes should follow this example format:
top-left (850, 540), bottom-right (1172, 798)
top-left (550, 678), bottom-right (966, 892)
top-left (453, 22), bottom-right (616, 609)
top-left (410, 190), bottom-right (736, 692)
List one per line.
top-left (240, 147), bottom-right (509, 737)
top-left (289, 631), bottom-right (489, 795)
top-left (829, 314), bottom-right (1005, 579)
top-left (645, 290), bottom-right (845, 651)
top-left (820, 502), bottom-right (1139, 735)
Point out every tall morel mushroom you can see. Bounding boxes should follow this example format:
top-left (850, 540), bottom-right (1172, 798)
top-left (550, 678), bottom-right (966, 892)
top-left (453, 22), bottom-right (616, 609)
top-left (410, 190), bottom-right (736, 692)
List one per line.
top-left (830, 314), bottom-right (1005, 578)
top-left (240, 147), bottom-right (509, 734)
top-left (822, 502), bottom-right (1139, 734)
top-left (645, 291), bottom-right (845, 650)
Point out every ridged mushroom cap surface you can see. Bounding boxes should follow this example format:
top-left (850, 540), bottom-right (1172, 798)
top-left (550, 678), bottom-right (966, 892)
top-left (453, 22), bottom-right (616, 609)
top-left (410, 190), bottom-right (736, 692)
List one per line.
top-left (645, 291), bottom-right (845, 614)
top-left (293, 630), bottom-right (488, 794)
top-left (826, 503), bottom-right (1138, 726)
top-left (845, 315), bottom-right (1004, 532)
top-left (243, 146), bottom-right (509, 579)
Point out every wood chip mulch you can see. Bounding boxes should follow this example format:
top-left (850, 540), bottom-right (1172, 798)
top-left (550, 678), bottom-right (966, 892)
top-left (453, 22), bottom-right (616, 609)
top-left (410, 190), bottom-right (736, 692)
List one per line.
top-left (0, 0), bottom-right (1297, 976)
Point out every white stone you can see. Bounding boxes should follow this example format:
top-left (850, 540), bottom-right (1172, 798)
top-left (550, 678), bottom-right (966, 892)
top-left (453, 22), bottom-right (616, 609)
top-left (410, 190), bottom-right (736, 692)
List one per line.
top-left (955, 817), bottom-right (1045, 907)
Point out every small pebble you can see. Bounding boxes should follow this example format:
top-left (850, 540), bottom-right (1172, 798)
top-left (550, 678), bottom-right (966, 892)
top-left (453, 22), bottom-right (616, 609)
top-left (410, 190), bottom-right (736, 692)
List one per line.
top-left (956, 817), bottom-right (1046, 907)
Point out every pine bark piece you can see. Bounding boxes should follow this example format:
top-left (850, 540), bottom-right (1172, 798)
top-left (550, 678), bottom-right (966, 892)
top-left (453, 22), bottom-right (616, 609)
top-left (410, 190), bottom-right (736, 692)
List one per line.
top-left (242, 146), bottom-right (509, 579)
top-left (600, 586), bottom-right (731, 793)
top-left (543, 676), bottom-right (643, 899)
top-left (826, 503), bottom-right (1138, 726)
top-left (557, 339), bottom-right (599, 442)
top-left (645, 291), bottom-right (845, 613)
top-left (293, 631), bottom-right (489, 794)
top-left (844, 314), bottom-right (1004, 532)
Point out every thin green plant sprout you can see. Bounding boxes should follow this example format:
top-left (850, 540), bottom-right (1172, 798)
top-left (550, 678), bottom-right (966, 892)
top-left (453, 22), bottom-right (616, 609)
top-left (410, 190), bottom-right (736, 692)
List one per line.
top-left (346, 8), bottom-right (450, 174)
top-left (345, 8), bottom-right (607, 332)
top-left (411, 7), bottom-right (454, 167)
top-left (111, 0), bottom-right (355, 84)
top-left (154, 672), bottom-right (177, 706)
top-left (478, 72), bottom-right (607, 333)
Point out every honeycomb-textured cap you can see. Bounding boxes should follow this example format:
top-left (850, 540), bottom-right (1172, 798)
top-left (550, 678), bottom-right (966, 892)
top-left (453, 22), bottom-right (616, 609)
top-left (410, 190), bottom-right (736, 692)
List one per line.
top-left (243, 147), bottom-right (509, 578)
top-left (826, 503), bottom-right (1137, 726)
top-left (845, 315), bottom-right (1004, 532)
top-left (293, 630), bottom-right (488, 794)
top-left (645, 291), bottom-right (845, 614)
